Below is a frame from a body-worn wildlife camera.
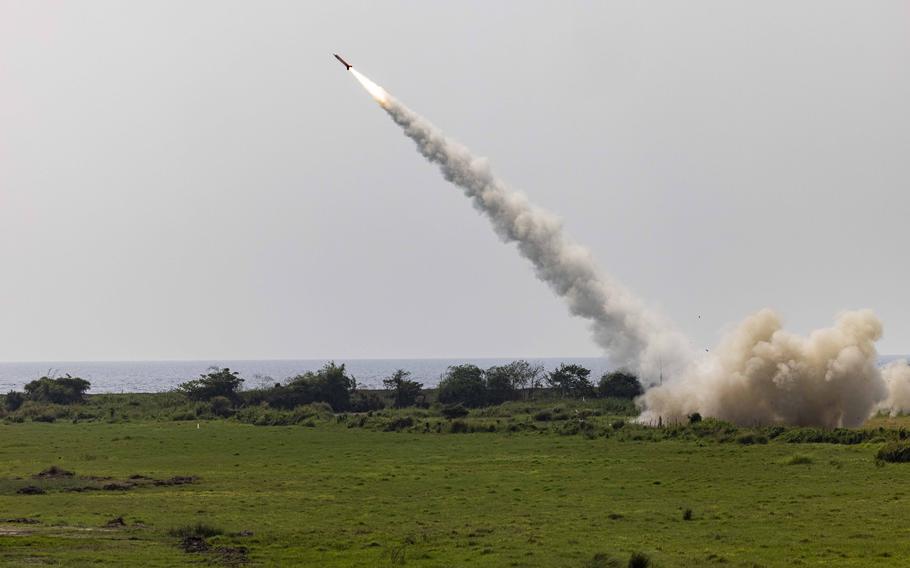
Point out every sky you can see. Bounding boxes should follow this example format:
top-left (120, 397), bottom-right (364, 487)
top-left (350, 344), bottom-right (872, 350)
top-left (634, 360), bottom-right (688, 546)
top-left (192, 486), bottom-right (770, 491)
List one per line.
top-left (1, 1), bottom-right (908, 362)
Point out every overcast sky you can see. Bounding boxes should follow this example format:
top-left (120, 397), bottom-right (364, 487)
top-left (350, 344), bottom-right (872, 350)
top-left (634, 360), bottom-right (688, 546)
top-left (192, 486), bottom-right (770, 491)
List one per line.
top-left (1, 1), bottom-right (908, 362)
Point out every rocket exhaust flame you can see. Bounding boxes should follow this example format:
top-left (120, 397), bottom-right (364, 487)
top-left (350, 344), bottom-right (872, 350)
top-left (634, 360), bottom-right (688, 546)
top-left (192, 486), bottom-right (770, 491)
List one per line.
top-left (341, 61), bottom-right (910, 427)
top-left (351, 69), bottom-right (390, 108)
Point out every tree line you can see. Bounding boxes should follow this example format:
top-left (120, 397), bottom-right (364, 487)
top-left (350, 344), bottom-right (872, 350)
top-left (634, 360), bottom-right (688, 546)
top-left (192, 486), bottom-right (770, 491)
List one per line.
top-left (3, 361), bottom-right (644, 415)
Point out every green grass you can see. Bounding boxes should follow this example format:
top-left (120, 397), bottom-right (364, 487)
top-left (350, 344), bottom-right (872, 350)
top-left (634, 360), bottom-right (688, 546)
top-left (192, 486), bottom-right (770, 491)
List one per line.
top-left (1, 421), bottom-right (910, 566)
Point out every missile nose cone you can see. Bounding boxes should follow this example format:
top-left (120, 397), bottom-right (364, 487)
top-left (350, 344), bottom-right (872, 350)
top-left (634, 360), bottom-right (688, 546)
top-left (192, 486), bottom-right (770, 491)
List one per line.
top-left (333, 53), bottom-right (352, 70)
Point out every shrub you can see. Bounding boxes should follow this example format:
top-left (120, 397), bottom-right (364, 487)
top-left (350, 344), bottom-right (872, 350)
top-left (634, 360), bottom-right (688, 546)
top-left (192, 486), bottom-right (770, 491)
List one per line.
top-left (350, 392), bottom-right (385, 412)
top-left (735, 432), bottom-right (768, 445)
top-left (777, 427), bottom-right (872, 445)
top-left (682, 508), bottom-right (693, 521)
top-left (533, 410), bottom-right (553, 422)
top-left (437, 365), bottom-right (487, 407)
top-left (23, 376), bottom-right (90, 405)
top-left (382, 370), bottom-right (422, 408)
top-left (4, 391), bottom-right (25, 411)
top-left (178, 368), bottom-right (243, 402)
top-left (209, 396), bottom-right (233, 417)
top-left (284, 362), bottom-right (357, 411)
top-left (449, 420), bottom-right (469, 433)
top-left (877, 441), bottom-right (910, 463)
top-left (628, 552), bottom-right (651, 568)
top-left (688, 412), bottom-right (702, 424)
top-left (441, 403), bottom-right (469, 419)
top-left (611, 419), bottom-right (626, 430)
top-left (385, 416), bottom-right (415, 431)
top-left (597, 371), bottom-right (643, 399)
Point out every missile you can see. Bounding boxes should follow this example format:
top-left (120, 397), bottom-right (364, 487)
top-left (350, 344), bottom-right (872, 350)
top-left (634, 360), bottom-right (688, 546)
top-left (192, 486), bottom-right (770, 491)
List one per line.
top-left (333, 54), bottom-right (352, 70)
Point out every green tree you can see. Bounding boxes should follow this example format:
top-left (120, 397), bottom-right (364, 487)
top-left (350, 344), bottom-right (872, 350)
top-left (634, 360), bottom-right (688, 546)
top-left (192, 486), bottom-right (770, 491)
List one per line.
top-left (437, 364), bottom-right (486, 408)
top-left (485, 361), bottom-right (543, 405)
top-left (178, 368), bottom-right (244, 402)
top-left (4, 391), bottom-right (25, 411)
top-left (281, 362), bottom-right (357, 411)
top-left (382, 370), bottom-right (422, 408)
top-left (597, 371), bottom-right (644, 399)
top-left (546, 364), bottom-right (594, 398)
top-left (23, 375), bottom-right (91, 405)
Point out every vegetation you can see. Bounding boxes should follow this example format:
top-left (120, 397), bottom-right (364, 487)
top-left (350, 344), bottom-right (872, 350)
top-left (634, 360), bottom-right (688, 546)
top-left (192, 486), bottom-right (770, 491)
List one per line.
top-left (437, 364), bottom-right (487, 407)
top-left (177, 368), bottom-right (243, 402)
top-left (877, 441), bottom-right (910, 463)
top-left (598, 371), bottom-right (644, 399)
top-left (546, 363), bottom-right (595, 398)
top-left (1, 420), bottom-right (910, 566)
top-left (382, 369), bottom-right (423, 408)
top-left (18, 375), bottom-right (91, 405)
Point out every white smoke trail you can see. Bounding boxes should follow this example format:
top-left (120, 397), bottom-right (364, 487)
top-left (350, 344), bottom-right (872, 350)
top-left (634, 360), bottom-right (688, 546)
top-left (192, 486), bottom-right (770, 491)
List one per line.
top-left (639, 309), bottom-right (891, 428)
top-left (350, 69), bottom-right (692, 379)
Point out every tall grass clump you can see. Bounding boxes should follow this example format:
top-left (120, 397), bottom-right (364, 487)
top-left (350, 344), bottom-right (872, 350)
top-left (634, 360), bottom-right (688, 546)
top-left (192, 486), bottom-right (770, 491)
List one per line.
top-left (876, 441), bottom-right (910, 463)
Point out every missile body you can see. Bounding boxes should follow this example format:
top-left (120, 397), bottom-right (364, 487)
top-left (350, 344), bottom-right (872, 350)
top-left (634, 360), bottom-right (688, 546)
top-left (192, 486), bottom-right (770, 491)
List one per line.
top-left (333, 54), bottom-right (352, 70)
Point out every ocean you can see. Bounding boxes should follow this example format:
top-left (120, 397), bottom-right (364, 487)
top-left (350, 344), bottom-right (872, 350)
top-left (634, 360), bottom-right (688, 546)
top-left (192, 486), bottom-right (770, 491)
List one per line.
top-left (0, 357), bottom-right (612, 394)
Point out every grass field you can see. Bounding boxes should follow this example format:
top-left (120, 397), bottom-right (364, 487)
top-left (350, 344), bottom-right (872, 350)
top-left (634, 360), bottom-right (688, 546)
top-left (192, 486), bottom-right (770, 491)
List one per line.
top-left (2, 421), bottom-right (909, 566)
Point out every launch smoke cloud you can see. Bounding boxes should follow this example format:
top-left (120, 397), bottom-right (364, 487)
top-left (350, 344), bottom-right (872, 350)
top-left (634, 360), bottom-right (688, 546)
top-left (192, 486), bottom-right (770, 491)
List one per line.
top-left (345, 63), bottom-right (910, 427)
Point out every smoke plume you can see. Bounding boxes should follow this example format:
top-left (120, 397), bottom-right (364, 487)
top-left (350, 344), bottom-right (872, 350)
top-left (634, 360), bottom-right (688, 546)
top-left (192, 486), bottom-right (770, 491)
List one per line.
top-left (639, 309), bottom-right (893, 428)
top-left (350, 68), bottom-right (906, 428)
top-left (879, 359), bottom-right (910, 417)
top-left (351, 70), bottom-right (691, 379)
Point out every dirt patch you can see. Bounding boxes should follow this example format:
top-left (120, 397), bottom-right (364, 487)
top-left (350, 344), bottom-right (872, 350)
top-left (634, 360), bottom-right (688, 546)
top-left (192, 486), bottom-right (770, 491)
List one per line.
top-left (154, 476), bottom-right (198, 486)
top-left (181, 535), bottom-right (210, 553)
top-left (12, 472), bottom-right (199, 495)
top-left (33, 466), bottom-right (74, 479)
top-left (215, 546), bottom-right (249, 565)
top-left (105, 517), bottom-right (127, 528)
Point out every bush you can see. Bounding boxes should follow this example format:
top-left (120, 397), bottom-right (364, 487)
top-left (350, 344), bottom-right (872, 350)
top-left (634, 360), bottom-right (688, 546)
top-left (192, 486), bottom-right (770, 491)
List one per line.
top-left (628, 552), bottom-right (651, 568)
top-left (597, 371), bottom-right (643, 399)
top-left (437, 365), bottom-right (487, 407)
top-left (178, 368), bottom-right (243, 402)
top-left (23, 376), bottom-right (90, 405)
top-left (877, 441), bottom-right (910, 463)
top-left (4, 391), bottom-right (25, 411)
top-left (688, 412), bottom-right (702, 424)
top-left (777, 427), bottom-right (873, 445)
top-left (735, 432), bottom-right (768, 445)
top-left (611, 419), bottom-right (626, 430)
top-left (209, 396), bottom-right (233, 417)
top-left (449, 420), bottom-right (469, 433)
top-left (441, 403), bottom-right (469, 419)
top-left (533, 410), bottom-right (553, 422)
top-left (287, 362), bottom-right (356, 411)
top-left (350, 392), bottom-right (386, 413)
top-left (385, 416), bottom-right (414, 431)
top-left (382, 370), bottom-right (422, 408)
top-left (682, 508), bottom-right (693, 521)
